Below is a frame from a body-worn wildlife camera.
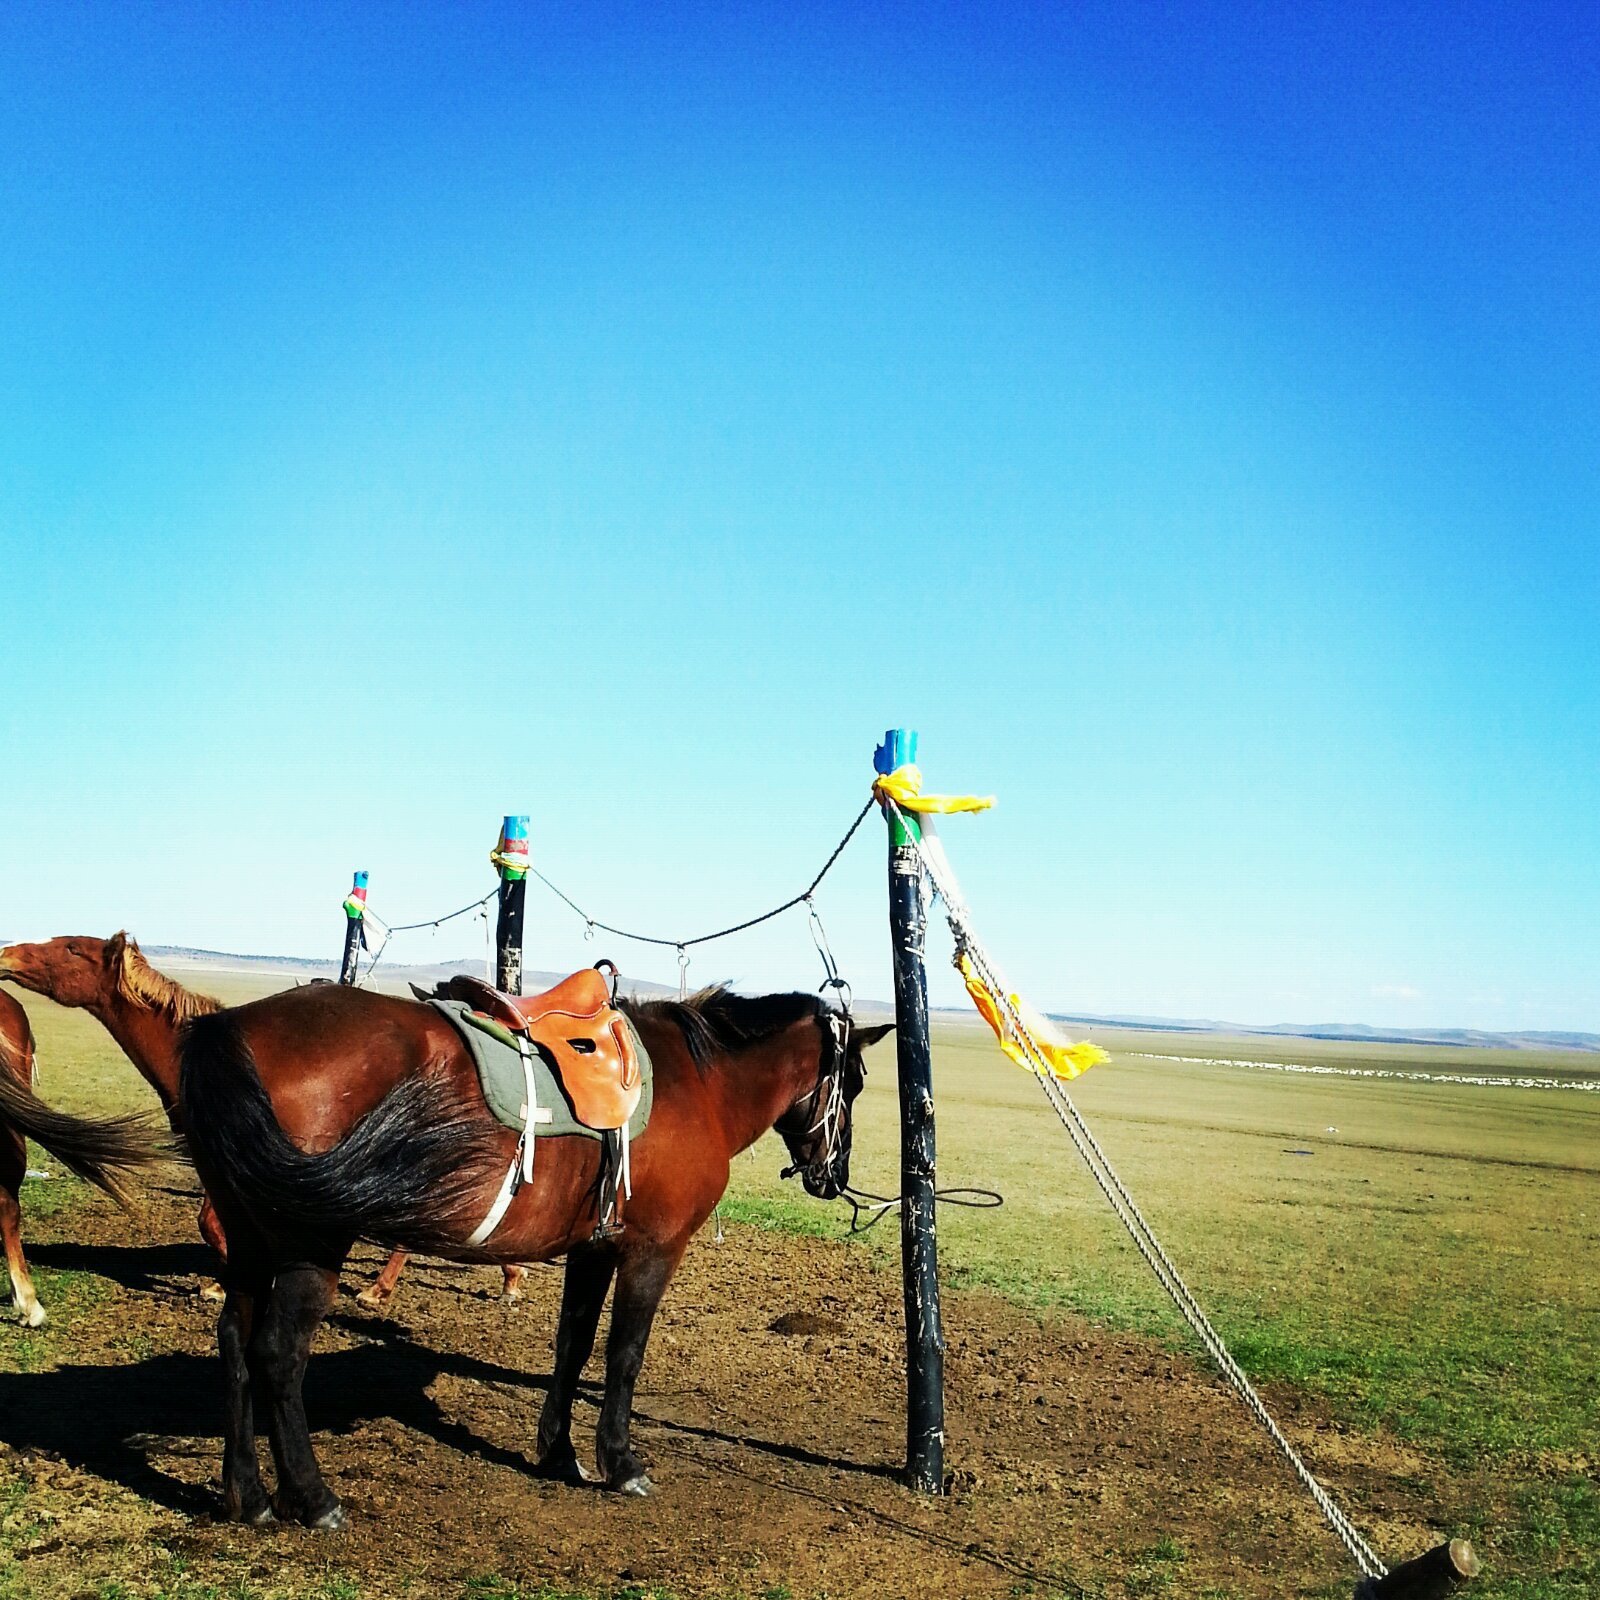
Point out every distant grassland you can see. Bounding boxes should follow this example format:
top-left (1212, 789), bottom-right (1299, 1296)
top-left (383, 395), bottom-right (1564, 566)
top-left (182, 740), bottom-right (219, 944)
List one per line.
top-left (730, 1017), bottom-right (1600, 1462)
top-left (12, 974), bottom-right (1599, 1596)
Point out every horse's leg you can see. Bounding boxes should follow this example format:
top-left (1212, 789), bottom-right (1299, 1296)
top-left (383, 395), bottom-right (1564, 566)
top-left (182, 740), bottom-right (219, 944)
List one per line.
top-left (500, 1263), bottom-right (526, 1302)
top-left (252, 1262), bottom-right (344, 1529)
top-left (595, 1243), bottom-right (684, 1495)
top-left (217, 1271), bottom-right (272, 1523)
top-left (355, 1250), bottom-right (409, 1311)
top-left (0, 1128), bottom-right (43, 1328)
top-left (199, 1196), bottom-right (228, 1260)
top-left (197, 1196), bottom-right (228, 1303)
top-left (534, 1242), bottom-right (615, 1483)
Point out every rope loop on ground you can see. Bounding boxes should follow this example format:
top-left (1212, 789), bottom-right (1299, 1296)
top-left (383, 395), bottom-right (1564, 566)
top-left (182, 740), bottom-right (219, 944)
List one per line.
top-left (838, 1183), bottom-right (1003, 1234)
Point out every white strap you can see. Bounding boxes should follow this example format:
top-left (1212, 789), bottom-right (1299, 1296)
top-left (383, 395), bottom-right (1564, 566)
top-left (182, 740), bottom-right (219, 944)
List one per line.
top-left (466, 1036), bottom-right (542, 1248)
top-left (465, 1146), bottom-right (523, 1248)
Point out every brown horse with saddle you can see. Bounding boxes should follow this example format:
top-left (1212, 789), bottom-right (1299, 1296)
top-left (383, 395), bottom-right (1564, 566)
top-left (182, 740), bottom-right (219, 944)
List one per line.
top-left (0, 935), bottom-right (521, 1306)
top-left (174, 963), bottom-right (886, 1528)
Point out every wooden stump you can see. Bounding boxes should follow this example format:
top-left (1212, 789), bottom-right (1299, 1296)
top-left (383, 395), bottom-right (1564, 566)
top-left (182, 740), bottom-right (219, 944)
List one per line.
top-left (1354, 1540), bottom-right (1480, 1600)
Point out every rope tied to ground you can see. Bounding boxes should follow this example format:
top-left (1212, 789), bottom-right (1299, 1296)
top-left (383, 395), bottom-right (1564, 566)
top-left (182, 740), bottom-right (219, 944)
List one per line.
top-left (881, 794), bottom-right (1388, 1581)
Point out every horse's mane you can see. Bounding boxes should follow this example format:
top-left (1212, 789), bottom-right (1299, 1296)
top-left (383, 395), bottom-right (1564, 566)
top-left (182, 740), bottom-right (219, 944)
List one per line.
top-left (113, 936), bottom-right (222, 1025)
top-left (621, 986), bottom-right (828, 1072)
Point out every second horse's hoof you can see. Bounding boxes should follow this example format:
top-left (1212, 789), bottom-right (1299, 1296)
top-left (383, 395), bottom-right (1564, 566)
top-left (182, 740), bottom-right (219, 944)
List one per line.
top-left (310, 1504), bottom-right (347, 1531)
top-left (615, 1474), bottom-right (653, 1498)
top-left (531, 1454), bottom-right (592, 1486)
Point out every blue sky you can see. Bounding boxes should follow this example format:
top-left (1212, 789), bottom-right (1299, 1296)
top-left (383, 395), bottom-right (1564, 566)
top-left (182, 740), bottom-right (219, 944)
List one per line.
top-left (1, 4), bottom-right (1595, 1031)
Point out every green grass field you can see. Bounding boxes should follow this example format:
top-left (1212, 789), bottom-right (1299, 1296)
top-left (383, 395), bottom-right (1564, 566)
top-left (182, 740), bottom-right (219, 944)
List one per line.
top-left (724, 1016), bottom-right (1600, 1597)
top-left (7, 974), bottom-right (1598, 1597)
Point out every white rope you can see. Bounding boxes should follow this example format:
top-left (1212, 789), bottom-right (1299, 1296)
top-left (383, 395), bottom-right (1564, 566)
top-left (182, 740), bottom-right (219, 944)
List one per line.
top-left (886, 799), bottom-right (1387, 1580)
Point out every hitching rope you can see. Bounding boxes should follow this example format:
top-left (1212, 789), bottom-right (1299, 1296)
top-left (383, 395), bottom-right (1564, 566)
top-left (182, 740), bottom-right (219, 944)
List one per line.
top-left (353, 891), bottom-right (498, 985)
top-left (528, 798), bottom-right (877, 955)
top-left (884, 797), bottom-right (1387, 1581)
top-left (346, 799), bottom-right (876, 988)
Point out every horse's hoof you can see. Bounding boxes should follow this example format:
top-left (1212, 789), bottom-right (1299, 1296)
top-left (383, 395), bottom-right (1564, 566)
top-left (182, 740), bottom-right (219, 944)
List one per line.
top-left (532, 1454), bottom-right (591, 1486)
top-left (354, 1290), bottom-right (388, 1312)
top-left (615, 1474), bottom-right (653, 1497)
top-left (310, 1504), bottom-right (346, 1531)
top-left (199, 1281), bottom-right (226, 1304)
top-left (223, 1496), bottom-right (274, 1526)
top-left (19, 1301), bottom-right (46, 1329)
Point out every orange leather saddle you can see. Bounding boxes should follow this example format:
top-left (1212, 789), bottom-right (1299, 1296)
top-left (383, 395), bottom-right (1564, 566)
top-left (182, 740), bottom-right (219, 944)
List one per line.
top-left (444, 969), bottom-right (643, 1132)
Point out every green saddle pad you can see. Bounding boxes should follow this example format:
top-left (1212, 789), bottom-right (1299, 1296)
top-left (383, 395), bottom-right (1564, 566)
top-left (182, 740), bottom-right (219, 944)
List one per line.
top-left (429, 998), bottom-right (653, 1142)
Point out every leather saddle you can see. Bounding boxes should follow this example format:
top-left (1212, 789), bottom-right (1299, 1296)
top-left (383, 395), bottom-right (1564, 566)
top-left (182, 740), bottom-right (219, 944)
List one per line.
top-left (441, 969), bottom-right (643, 1133)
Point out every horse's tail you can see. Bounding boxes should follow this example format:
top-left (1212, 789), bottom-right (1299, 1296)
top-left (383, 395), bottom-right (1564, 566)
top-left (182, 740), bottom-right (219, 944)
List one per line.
top-left (0, 1069), bottom-right (168, 1208)
top-left (178, 1008), bottom-right (494, 1257)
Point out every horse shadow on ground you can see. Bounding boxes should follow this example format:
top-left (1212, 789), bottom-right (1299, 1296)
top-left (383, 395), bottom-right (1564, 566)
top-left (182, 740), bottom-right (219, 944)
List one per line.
top-left (27, 1239), bottom-right (214, 1297)
top-left (328, 1312), bottom-right (901, 1482)
top-left (0, 1338), bottom-right (552, 1516)
top-left (1, 1299), bottom-right (898, 1522)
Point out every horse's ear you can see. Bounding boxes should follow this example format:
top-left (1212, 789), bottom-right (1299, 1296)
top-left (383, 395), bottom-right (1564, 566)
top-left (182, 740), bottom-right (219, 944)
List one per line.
top-left (104, 930), bottom-right (129, 966)
top-left (852, 1022), bottom-right (895, 1050)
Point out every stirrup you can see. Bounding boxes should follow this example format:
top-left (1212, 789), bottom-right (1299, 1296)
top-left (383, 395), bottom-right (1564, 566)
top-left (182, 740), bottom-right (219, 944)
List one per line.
top-left (591, 1128), bottom-right (627, 1241)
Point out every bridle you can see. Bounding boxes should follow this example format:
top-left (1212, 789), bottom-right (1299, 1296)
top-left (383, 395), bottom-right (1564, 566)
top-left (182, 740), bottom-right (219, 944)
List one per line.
top-left (779, 1007), bottom-right (858, 1188)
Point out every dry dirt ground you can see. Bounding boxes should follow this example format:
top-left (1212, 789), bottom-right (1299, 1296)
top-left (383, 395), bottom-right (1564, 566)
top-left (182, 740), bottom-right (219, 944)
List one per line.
top-left (0, 1181), bottom-right (1467, 1600)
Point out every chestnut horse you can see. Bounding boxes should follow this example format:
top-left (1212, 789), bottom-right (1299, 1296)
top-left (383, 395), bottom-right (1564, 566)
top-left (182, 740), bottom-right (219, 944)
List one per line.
top-left (177, 979), bottom-right (884, 1528)
top-left (0, 988), bottom-right (43, 1324)
top-left (0, 986), bottom-right (169, 1323)
top-left (0, 935), bottom-right (230, 1266)
top-left (0, 935), bottom-right (519, 1306)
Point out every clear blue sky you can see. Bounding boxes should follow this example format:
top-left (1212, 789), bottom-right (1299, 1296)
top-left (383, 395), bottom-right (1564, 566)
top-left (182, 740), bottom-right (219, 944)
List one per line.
top-left (2, 4), bottom-right (1595, 1031)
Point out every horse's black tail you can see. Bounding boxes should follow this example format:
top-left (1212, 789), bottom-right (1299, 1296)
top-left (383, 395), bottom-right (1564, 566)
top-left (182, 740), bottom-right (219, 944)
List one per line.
top-left (177, 1008), bottom-right (495, 1257)
top-left (0, 1070), bottom-right (169, 1208)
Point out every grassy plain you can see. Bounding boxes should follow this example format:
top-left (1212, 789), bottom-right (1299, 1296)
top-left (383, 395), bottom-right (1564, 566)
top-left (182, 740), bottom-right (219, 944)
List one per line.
top-left (724, 1017), bottom-right (1600, 1596)
top-left (6, 975), bottom-right (1598, 1597)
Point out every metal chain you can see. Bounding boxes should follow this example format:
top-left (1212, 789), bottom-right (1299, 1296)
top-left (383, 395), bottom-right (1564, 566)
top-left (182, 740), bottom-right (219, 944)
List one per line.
top-left (884, 797), bottom-right (1387, 1580)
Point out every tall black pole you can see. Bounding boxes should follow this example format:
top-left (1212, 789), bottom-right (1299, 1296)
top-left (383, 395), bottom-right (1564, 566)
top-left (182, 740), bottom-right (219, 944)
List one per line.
top-left (876, 727), bottom-right (945, 1494)
top-left (339, 871), bottom-right (368, 986)
top-left (494, 815), bottom-right (529, 994)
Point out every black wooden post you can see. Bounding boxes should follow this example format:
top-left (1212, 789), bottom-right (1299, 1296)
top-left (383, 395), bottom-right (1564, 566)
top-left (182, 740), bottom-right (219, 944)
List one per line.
top-left (494, 815), bottom-right (529, 995)
top-left (338, 871), bottom-right (368, 986)
top-left (876, 727), bottom-right (945, 1493)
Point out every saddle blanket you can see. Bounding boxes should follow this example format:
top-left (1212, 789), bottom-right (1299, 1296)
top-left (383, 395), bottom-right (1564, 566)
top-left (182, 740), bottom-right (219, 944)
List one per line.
top-left (430, 997), bottom-right (653, 1143)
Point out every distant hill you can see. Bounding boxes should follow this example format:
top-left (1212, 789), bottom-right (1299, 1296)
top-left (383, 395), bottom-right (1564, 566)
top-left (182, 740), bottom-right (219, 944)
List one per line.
top-left (1045, 1011), bottom-right (1600, 1054)
top-left (143, 945), bottom-right (682, 1000)
top-left (134, 947), bottom-right (1598, 1053)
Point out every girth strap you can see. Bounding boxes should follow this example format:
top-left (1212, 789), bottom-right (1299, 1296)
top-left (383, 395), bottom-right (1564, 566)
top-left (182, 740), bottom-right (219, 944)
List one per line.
top-left (466, 1033), bottom-right (546, 1248)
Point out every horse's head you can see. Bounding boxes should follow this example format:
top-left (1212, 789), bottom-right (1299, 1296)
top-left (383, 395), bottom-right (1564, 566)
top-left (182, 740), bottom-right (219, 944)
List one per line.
top-left (776, 1015), bottom-right (893, 1201)
top-left (0, 932), bottom-right (133, 1008)
top-left (0, 932), bottom-right (210, 1026)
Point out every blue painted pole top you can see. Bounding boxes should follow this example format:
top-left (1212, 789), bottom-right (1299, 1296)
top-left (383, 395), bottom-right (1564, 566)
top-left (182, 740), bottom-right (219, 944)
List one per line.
top-left (874, 728), bottom-right (918, 775)
top-left (502, 815), bottom-right (528, 842)
top-left (351, 871), bottom-right (368, 891)
top-left (875, 729), bottom-right (922, 845)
